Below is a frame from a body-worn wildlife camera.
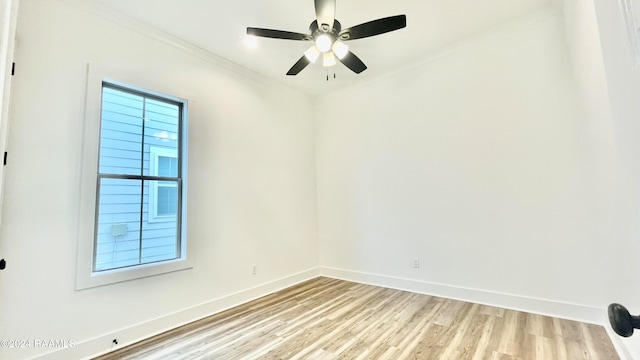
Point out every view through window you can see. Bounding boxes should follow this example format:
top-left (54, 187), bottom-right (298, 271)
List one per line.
top-left (94, 83), bottom-right (184, 271)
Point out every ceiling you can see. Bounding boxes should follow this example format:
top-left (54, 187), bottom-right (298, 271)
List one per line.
top-left (91, 0), bottom-right (554, 96)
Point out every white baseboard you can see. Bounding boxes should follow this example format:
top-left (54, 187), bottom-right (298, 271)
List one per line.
top-left (320, 267), bottom-right (603, 322)
top-left (320, 267), bottom-right (634, 360)
top-left (33, 266), bottom-right (635, 360)
top-left (605, 326), bottom-right (635, 360)
top-left (34, 267), bottom-right (321, 360)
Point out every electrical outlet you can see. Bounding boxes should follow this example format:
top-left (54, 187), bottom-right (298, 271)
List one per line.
top-left (252, 264), bottom-right (257, 275)
top-left (413, 258), bottom-right (420, 269)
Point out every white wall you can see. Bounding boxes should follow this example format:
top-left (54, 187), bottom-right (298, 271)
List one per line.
top-left (316, 9), bottom-right (621, 323)
top-left (0, 0), bottom-right (318, 359)
top-left (2, 0), bottom-right (637, 359)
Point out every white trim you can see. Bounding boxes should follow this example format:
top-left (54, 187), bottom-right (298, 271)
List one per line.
top-left (35, 267), bottom-right (321, 360)
top-left (319, 267), bottom-right (633, 359)
top-left (42, 266), bottom-right (634, 359)
top-left (315, 7), bottom-right (561, 105)
top-left (75, 65), bottom-right (193, 290)
top-left (320, 267), bottom-right (604, 323)
top-left (605, 326), bottom-right (635, 360)
top-left (58, 0), bottom-right (299, 95)
top-left (0, 0), bottom-right (20, 226)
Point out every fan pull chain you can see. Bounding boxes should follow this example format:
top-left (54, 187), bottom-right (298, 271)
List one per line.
top-left (325, 68), bottom-right (337, 81)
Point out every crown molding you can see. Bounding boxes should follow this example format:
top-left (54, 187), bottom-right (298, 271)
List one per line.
top-left (58, 0), bottom-right (310, 99)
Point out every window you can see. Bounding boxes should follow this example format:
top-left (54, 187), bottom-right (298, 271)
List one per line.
top-left (94, 82), bottom-right (185, 272)
top-left (149, 146), bottom-right (178, 220)
top-left (76, 70), bottom-right (192, 289)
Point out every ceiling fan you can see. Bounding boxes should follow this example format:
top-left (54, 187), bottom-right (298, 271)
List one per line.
top-left (246, 0), bottom-right (406, 76)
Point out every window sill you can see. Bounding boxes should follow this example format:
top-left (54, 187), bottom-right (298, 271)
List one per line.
top-left (76, 256), bottom-right (193, 290)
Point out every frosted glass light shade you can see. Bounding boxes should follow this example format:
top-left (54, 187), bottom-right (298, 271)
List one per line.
top-left (323, 52), bottom-right (337, 67)
top-left (332, 41), bottom-right (349, 59)
top-left (304, 46), bottom-right (320, 63)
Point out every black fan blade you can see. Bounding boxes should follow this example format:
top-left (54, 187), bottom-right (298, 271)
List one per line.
top-left (338, 51), bottom-right (367, 74)
top-left (339, 15), bottom-right (406, 41)
top-left (247, 28), bottom-right (312, 41)
top-left (314, 0), bottom-right (336, 32)
top-left (287, 56), bottom-right (311, 76)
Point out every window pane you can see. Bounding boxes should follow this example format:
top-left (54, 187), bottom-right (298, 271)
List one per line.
top-left (157, 184), bottom-right (178, 216)
top-left (99, 88), bottom-right (143, 175)
top-left (143, 181), bottom-right (179, 262)
top-left (95, 178), bottom-right (142, 271)
top-left (95, 178), bottom-right (180, 270)
top-left (158, 156), bottom-right (178, 177)
top-left (143, 99), bottom-right (179, 176)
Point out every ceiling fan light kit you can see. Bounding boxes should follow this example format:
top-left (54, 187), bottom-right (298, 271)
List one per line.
top-left (246, 0), bottom-right (406, 77)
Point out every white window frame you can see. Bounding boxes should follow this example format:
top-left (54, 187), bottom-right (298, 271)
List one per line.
top-left (0, 0), bottom-right (19, 225)
top-left (76, 66), bottom-right (193, 290)
top-left (149, 146), bottom-right (178, 222)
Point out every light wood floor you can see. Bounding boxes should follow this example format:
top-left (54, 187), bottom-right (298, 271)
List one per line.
top-left (94, 277), bottom-right (619, 360)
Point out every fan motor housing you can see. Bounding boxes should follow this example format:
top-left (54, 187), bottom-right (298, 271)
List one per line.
top-left (310, 20), bottom-right (341, 40)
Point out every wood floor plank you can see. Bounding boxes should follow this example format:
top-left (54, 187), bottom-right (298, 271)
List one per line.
top-left (93, 277), bottom-right (620, 360)
top-left (470, 314), bottom-right (497, 360)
